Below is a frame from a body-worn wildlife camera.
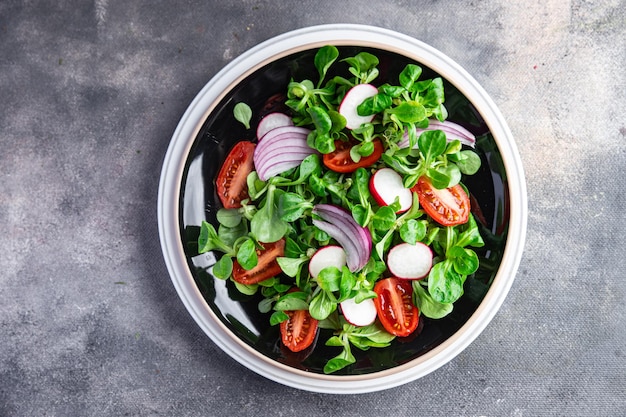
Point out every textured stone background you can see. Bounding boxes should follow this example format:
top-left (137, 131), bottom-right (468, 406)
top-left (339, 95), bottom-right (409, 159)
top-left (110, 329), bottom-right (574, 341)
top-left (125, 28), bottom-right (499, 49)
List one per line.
top-left (1, 1), bottom-right (625, 416)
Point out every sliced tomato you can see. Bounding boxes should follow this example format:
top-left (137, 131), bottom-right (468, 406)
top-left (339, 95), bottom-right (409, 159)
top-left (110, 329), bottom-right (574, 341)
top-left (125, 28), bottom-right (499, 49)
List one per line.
top-left (323, 138), bottom-right (383, 173)
top-left (232, 239), bottom-right (285, 285)
top-left (412, 176), bottom-right (471, 226)
top-left (280, 308), bottom-right (319, 352)
top-left (373, 277), bottom-right (419, 337)
top-left (215, 141), bottom-right (256, 209)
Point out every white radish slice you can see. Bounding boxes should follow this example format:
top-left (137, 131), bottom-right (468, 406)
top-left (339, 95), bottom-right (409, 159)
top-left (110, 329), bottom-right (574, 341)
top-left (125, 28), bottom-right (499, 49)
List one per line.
top-left (369, 168), bottom-right (413, 213)
top-left (256, 112), bottom-right (294, 139)
top-left (338, 84), bottom-right (378, 130)
top-left (340, 297), bottom-right (377, 326)
top-left (308, 245), bottom-right (346, 279)
top-left (387, 242), bottom-right (433, 279)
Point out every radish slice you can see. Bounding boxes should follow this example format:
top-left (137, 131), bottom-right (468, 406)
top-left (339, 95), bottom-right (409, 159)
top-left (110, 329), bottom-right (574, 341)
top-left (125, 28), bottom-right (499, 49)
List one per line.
top-left (338, 84), bottom-right (378, 130)
top-left (257, 112), bottom-right (294, 139)
top-left (369, 168), bottom-right (413, 213)
top-left (340, 297), bottom-right (377, 326)
top-left (387, 242), bottom-right (433, 279)
top-left (399, 119), bottom-right (476, 148)
top-left (308, 245), bottom-right (346, 279)
top-left (312, 204), bottom-right (371, 272)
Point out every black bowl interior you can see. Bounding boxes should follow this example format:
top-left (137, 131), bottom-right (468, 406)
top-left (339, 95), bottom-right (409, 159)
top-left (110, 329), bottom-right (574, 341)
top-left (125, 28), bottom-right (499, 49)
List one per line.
top-left (179, 46), bottom-right (509, 375)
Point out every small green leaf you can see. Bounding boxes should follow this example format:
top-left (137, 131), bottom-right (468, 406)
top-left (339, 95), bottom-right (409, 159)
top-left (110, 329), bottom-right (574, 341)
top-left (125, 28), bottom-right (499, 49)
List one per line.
top-left (413, 282), bottom-right (453, 319)
top-left (216, 208), bottom-right (242, 228)
top-left (297, 154), bottom-right (322, 182)
top-left (428, 260), bottom-right (464, 304)
top-left (274, 294), bottom-right (310, 311)
top-left (317, 267), bottom-right (342, 292)
top-left (427, 164), bottom-right (461, 189)
top-left (273, 283), bottom-right (292, 293)
top-left (379, 83), bottom-right (405, 98)
top-left (278, 192), bottom-right (311, 222)
top-left (338, 266), bottom-right (356, 302)
top-left (399, 219), bottom-right (427, 244)
top-left (233, 102), bottom-right (252, 129)
top-left (357, 93), bottom-right (392, 116)
top-left (357, 141), bottom-right (374, 157)
top-left (388, 101), bottom-right (426, 124)
top-left (418, 130), bottom-right (447, 159)
top-left (325, 335), bottom-right (344, 347)
top-left (218, 222), bottom-right (247, 247)
top-left (270, 310), bottom-right (289, 325)
top-left (258, 297), bottom-right (274, 313)
top-left (198, 221), bottom-right (233, 255)
top-left (246, 171), bottom-right (266, 201)
top-left (308, 106), bottom-right (333, 134)
top-left (449, 246), bottom-right (480, 275)
top-left (309, 291), bottom-right (337, 320)
top-left (250, 186), bottom-right (289, 243)
top-left (351, 204), bottom-right (370, 227)
top-left (399, 64), bottom-right (422, 91)
top-left (323, 357), bottom-right (354, 374)
top-left (445, 139), bottom-right (463, 155)
top-left (212, 255), bottom-right (233, 279)
top-left (455, 215), bottom-right (485, 248)
top-left (276, 256), bottom-right (307, 278)
top-left (349, 144), bottom-right (362, 163)
top-left (314, 45), bottom-right (339, 86)
top-left (342, 52), bottom-right (379, 75)
top-left (233, 281), bottom-right (258, 296)
top-left (455, 150), bottom-right (482, 175)
top-left (328, 110), bottom-right (347, 133)
top-left (372, 206), bottom-right (396, 231)
top-left (236, 238), bottom-right (258, 270)
top-left (355, 289), bottom-right (378, 304)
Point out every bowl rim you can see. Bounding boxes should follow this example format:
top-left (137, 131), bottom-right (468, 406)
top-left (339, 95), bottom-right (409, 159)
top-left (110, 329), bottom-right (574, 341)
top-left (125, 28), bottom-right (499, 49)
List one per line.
top-left (157, 23), bottom-right (528, 394)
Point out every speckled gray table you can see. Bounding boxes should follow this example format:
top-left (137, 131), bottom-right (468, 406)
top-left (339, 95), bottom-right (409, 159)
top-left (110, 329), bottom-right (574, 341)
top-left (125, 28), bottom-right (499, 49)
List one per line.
top-left (2, 1), bottom-right (625, 416)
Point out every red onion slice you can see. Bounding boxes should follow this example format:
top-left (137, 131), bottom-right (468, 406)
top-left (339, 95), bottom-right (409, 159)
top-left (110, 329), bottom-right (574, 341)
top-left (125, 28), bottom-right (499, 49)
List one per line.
top-left (312, 204), bottom-right (372, 272)
top-left (253, 125), bottom-right (315, 181)
top-left (399, 119), bottom-right (476, 148)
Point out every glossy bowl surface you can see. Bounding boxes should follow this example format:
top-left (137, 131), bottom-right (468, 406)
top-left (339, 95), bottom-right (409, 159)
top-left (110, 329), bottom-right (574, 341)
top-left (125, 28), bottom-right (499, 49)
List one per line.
top-left (158, 24), bottom-right (527, 394)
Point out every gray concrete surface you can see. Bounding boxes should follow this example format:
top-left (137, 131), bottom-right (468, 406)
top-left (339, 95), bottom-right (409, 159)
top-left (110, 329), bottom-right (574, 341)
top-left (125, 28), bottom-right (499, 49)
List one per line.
top-left (1, 1), bottom-right (625, 416)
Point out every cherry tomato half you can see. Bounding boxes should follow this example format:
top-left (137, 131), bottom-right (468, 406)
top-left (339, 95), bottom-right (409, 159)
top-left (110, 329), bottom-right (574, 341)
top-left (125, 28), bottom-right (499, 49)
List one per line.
top-left (373, 277), bottom-right (420, 337)
top-left (232, 239), bottom-right (285, 285)
top-left (412, 176), bottom-right (471, 226)
top-left (280, 308), bottom-right (319, 353)
top-left (215, 141), bottom-right (256, 209)
top-left (322, 138), bottom-right (383, 173)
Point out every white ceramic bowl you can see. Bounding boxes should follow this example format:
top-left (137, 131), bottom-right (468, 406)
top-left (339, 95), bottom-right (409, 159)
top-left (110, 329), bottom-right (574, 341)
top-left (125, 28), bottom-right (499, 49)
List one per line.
top-left (157, 24), bottom-right (527, 394)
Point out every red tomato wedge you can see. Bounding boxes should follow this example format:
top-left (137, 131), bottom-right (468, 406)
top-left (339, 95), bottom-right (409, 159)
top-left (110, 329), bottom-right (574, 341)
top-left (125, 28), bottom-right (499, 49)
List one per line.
top-left (373, 277), bottom-right (419, 337)
top-left (280, 308), bottom-right (319, 352)
top-left (216, 141), bottom-right (256, 209)
top-left (412, 177), bottom-right (470, 226)
top-left (322, 138), bottom-right (383, 173)
top-left (232, 239), bottom-right (285, 285)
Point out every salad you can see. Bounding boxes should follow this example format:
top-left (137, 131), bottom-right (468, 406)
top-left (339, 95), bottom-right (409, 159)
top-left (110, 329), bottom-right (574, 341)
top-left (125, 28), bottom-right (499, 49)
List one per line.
top-left (197, 45), bottom-right (485, 374)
